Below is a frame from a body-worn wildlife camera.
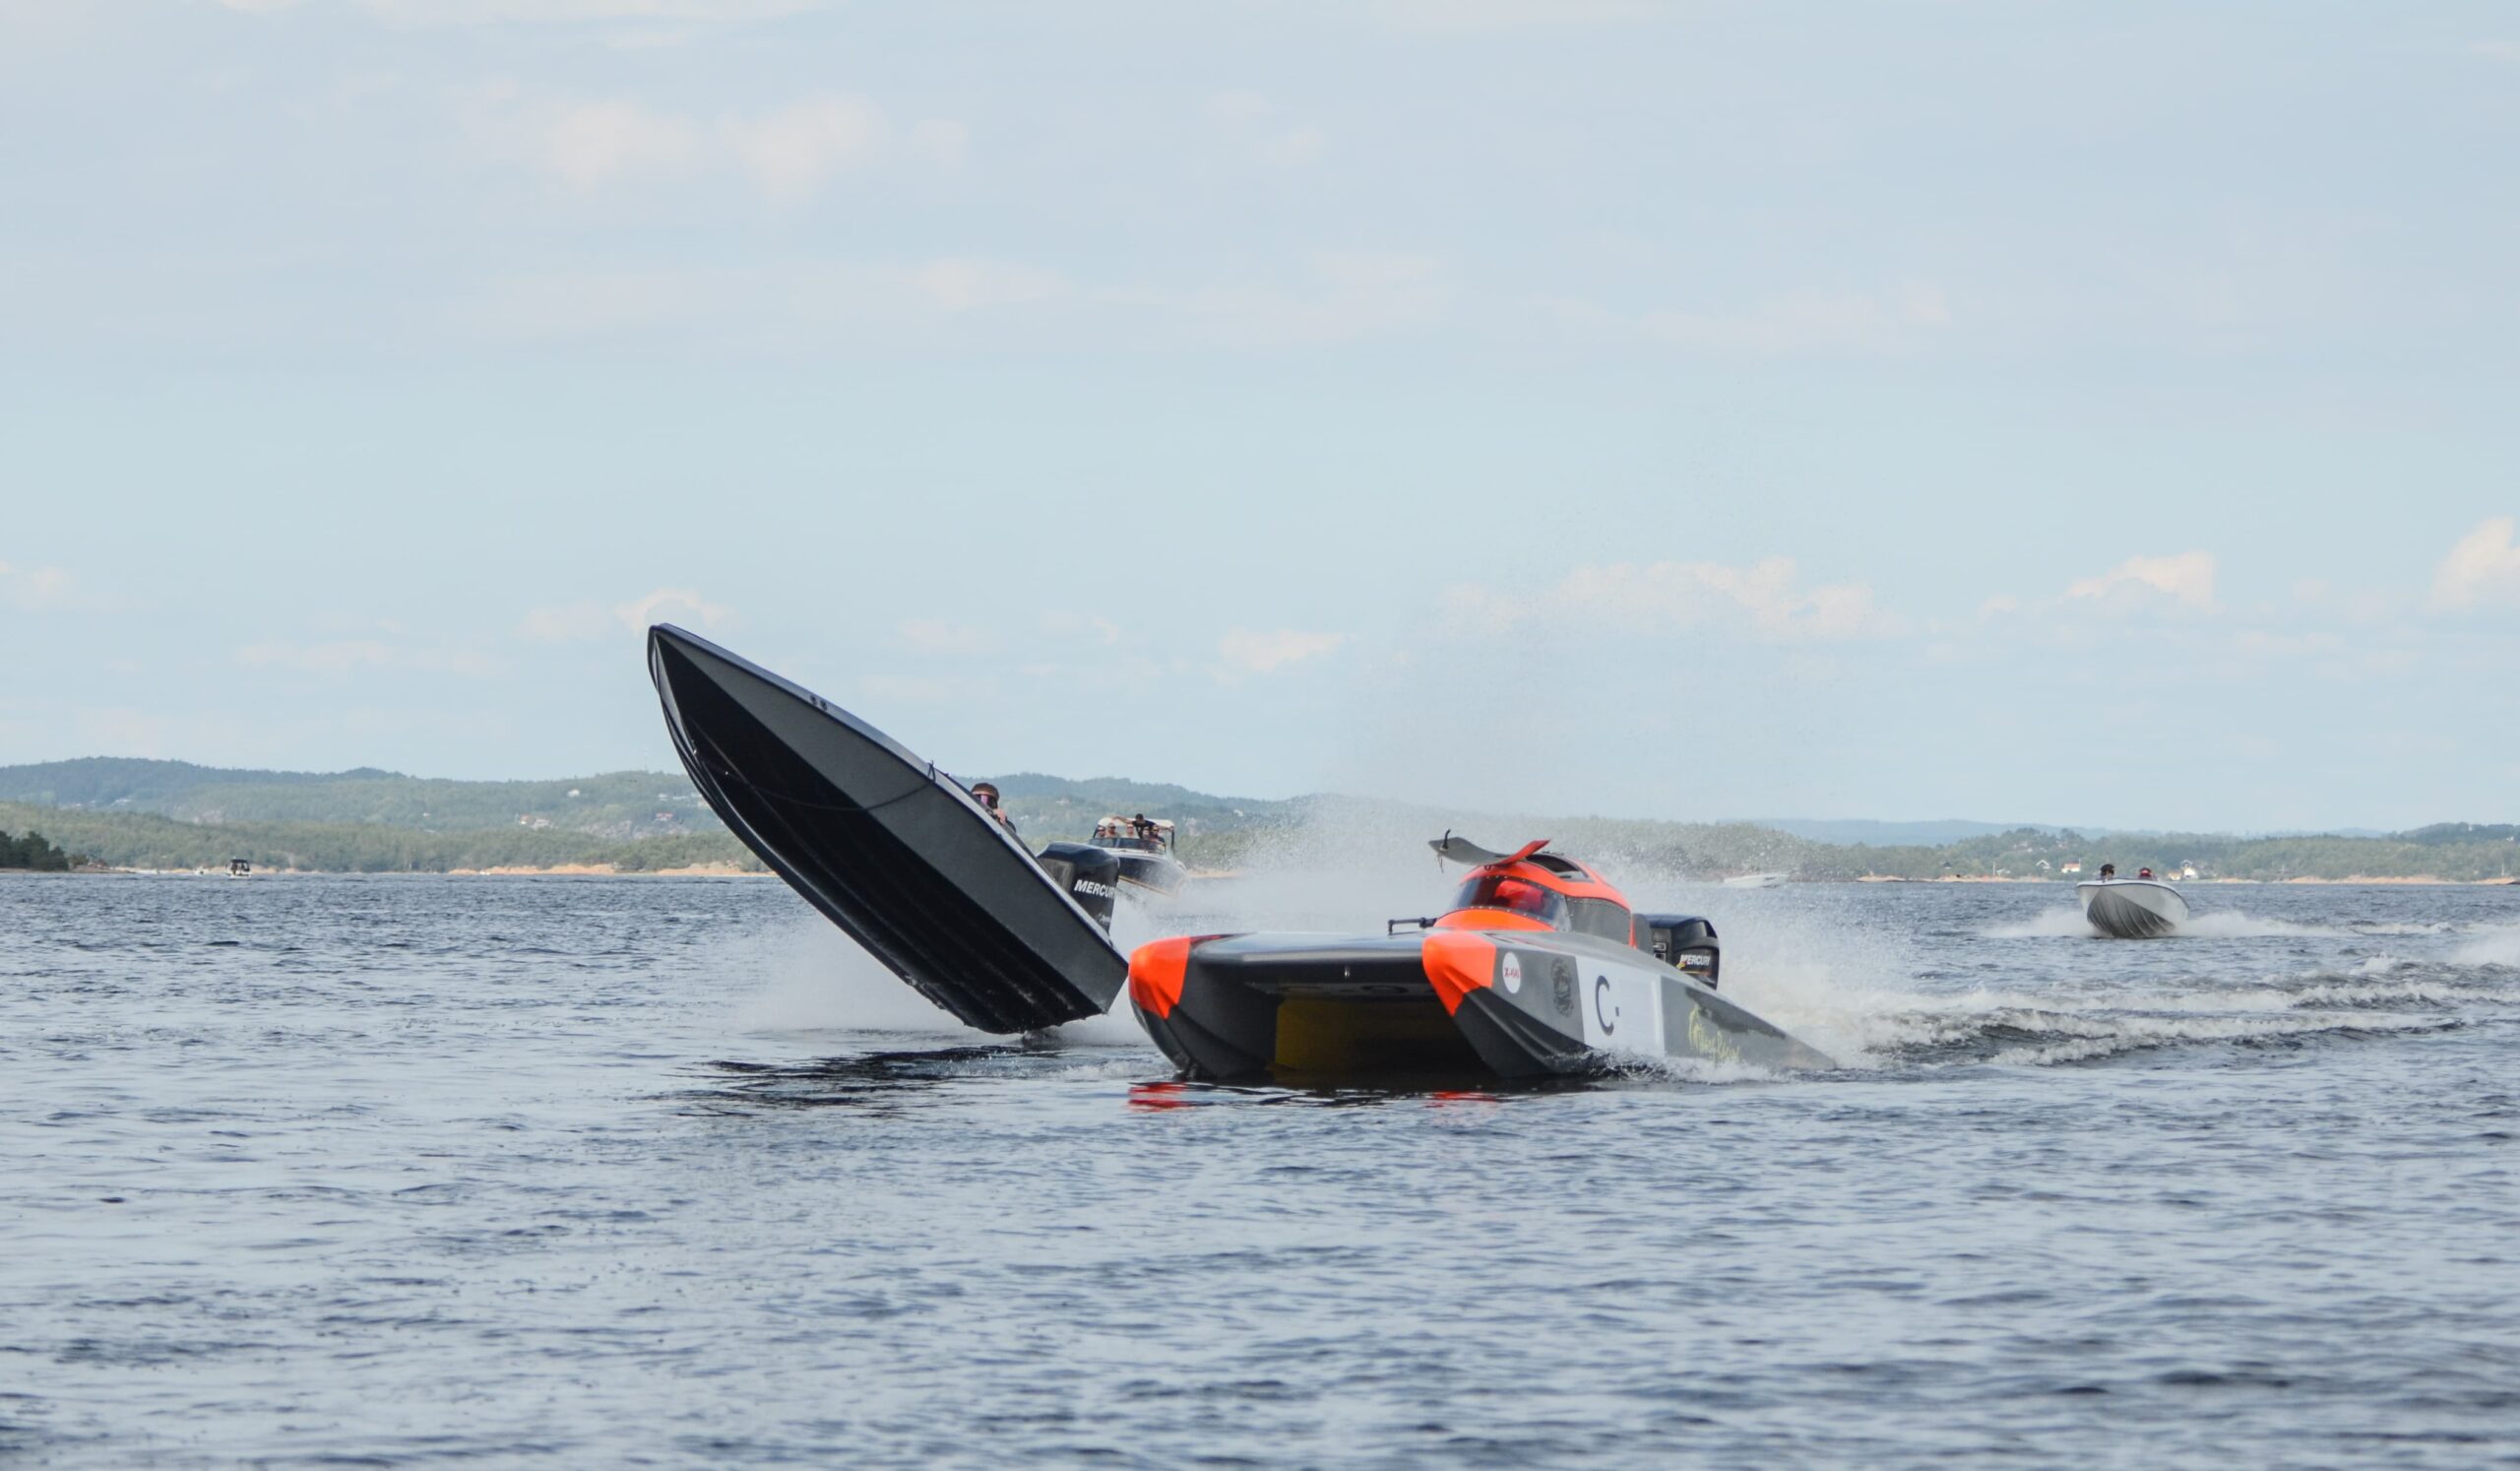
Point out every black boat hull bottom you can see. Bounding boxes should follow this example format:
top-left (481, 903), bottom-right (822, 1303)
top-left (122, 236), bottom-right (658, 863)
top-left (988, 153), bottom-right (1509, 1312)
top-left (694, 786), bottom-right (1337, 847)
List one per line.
top-left (649, 625), bottom-right (1127, 1033)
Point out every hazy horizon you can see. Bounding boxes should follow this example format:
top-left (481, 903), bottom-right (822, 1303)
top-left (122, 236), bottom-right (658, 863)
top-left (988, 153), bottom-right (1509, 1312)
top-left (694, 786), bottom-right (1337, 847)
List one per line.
top-left (6, 3), bottom-right (2518, 831)
top-left (0, 750), bottom-right (2472, 840)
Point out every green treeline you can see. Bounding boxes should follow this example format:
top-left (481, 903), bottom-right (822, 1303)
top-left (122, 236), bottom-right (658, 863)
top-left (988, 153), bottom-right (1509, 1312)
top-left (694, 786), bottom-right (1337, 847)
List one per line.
top-left (0, 758), bottom-right (720, 838)
top-left (0, 827), bottom-right (78, 871)
top-left (0, 801), bottom-right (760, 874)
top-left (1170, 810), bottom-right (2520, 883)
top-left (3, 757), bottom-right (2513, 881)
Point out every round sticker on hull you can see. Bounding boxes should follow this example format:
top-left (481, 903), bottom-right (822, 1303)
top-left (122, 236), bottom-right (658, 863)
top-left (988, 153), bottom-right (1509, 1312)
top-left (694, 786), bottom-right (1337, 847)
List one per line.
top-left (1500, 952), bottom-right (1523, 993)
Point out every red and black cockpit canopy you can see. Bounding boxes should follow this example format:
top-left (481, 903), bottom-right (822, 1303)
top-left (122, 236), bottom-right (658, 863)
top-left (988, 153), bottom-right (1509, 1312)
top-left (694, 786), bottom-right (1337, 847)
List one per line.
top-left (1428, 836), bottom-right (1636, 941)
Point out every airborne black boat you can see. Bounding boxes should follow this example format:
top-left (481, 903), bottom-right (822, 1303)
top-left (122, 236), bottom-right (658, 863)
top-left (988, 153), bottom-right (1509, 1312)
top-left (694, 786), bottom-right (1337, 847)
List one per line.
top-left (647, 625), bottom-right (1127, 1033)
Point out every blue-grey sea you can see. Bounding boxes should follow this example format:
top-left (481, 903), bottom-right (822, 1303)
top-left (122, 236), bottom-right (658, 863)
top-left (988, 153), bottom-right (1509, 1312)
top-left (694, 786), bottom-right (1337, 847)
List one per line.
top-left (4, 872), bottom-right (2518, 1467)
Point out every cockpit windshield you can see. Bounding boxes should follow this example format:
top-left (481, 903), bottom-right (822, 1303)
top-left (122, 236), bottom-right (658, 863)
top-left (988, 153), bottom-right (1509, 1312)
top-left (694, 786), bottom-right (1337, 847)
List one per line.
top-left (1093, 818), bottom-right (1170, 853)
top-left (1451, 873), bottom-right (1566, 927)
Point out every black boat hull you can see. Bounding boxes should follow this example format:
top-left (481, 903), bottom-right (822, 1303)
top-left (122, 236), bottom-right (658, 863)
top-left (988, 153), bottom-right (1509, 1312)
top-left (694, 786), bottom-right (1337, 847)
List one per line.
top-left (1128, 927), bottom-right (1833, 1082)
top-left (648, 624), bottom-right (1126, 1033)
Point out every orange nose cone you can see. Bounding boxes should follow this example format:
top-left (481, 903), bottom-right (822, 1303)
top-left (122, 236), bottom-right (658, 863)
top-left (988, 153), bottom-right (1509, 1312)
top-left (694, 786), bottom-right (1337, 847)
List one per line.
top-left (1127, 935), bottom-right (1198, 1019)
top-left (1421, 930), bottom-right (1498, 1015)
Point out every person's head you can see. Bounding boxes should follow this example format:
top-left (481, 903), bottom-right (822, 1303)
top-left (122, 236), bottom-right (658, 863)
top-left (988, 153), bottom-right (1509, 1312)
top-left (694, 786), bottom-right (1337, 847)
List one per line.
top-left (2138, 866), bottom-right (2153, 878)
top-left (2100, 863), bottom-right (2116, 876)
top-left (972, 782), bottom-right (1000, 810)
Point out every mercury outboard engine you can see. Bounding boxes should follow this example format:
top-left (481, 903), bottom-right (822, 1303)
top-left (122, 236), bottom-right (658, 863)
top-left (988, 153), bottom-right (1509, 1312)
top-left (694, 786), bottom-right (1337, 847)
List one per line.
top-left (1035, 842), bottom-right (1122, 930)
top-left (1638, 914), bottom-right (1721, 989)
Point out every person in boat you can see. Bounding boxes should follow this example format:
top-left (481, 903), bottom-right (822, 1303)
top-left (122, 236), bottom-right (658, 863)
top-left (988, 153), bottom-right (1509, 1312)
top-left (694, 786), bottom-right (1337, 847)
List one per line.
top-left (971, 781), bottom-right (1018, 835)
top-left (2137, 866), bottom-right (2155, 879)
top-left (2098, 863), bottom-right (2117, 880)
top-left (1131, 813), bottom-right (1158, 846)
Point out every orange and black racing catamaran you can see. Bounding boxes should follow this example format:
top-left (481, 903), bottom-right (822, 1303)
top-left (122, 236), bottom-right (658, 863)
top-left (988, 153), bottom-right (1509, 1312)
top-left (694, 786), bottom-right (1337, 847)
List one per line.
top-left (1127, 836), bottom-right (1834, 1081)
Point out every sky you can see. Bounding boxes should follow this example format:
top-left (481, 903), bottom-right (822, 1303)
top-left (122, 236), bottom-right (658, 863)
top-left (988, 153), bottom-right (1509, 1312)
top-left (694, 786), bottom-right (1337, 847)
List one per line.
top-left (3, 0), bottom-right (2518, 832)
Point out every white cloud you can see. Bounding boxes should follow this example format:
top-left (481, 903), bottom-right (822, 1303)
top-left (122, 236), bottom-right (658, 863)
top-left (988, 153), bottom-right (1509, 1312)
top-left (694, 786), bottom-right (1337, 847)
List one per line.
top-left (1451, 557), bottom-right (1898, 642)
top-left (1218, 628), bottom-right (1347, 674)
top-left (899, 619), bottom-right (993, 656)
top-left (451, 256), bottom-right (1078, 344)
top-left (472, 88), bottom-right (941, 201)
top-left (542, 99), bottom-right (700, 188)
top-left (2429, 516), bottom-right (2520, 609)
top-left (517, 587), bottom-right (737, 642)
top-left (914, 258), bottom-right (1069, 312)
top-left (515, 601), bottom-right (615, 642)
top-left (614, 587), bottom-right (737, 632)
top-left (724, 96), bottom-right (888, 201)
top-left (0, 560), bottom-right (78, 612)
top-left (2065, 550), bottom-right (2219, 611)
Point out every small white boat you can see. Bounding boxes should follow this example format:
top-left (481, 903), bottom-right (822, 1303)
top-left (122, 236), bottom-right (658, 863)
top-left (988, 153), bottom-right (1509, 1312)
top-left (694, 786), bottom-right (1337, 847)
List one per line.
top-left (2076, 878), bottom-right (2187, 938)
top-left (1723, 871), bottom-right (1788, 889)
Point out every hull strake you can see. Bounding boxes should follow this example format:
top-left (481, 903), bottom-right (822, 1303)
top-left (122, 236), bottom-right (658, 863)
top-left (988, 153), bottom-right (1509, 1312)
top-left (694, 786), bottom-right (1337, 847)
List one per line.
top-left (649, 625), bottom-right (1125, 1032)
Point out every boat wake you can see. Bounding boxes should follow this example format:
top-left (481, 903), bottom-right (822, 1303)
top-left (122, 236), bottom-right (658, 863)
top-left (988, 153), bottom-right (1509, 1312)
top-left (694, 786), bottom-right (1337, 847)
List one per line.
top-left (1653, 900), bottom-right (2518, 1077)
top-left (713, 827), bottom-right (2520, 1088)
top-left (2454, 923), bottom-right (2520, 969)
top-left (1754, 978), bottom-right (2485, 1072)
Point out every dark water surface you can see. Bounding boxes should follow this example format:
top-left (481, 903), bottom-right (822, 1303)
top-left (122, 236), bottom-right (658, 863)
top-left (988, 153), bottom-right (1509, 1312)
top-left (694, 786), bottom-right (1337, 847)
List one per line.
top-left (5, 873), bottom-right (2518, 1466)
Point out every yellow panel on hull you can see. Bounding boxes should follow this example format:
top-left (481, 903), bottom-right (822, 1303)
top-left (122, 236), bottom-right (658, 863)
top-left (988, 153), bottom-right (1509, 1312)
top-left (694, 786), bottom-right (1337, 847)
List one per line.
top-left (1271, 997), bottom-right (1484, 1073)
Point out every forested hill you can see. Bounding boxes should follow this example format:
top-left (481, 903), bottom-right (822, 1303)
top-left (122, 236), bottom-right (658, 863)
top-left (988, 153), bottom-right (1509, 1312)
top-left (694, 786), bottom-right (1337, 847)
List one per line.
top-left (987, 771), bottom-right (1300, 844)
top-left (0, 758), bottom-right (721, 838)
top-left (0, 758), bottom-right (2511, 879)
top-left (0, 759), bottom-right (1297, 848)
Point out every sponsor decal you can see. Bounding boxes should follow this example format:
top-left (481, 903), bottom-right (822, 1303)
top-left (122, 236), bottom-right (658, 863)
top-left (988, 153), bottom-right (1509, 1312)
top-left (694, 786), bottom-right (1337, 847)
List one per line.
top-left (1500, 952), bottom-right (1523, 994)
top-left (1685, 1001), bottom-right (1742, 1063)
top-left (1594, 975), bottom-right (1619, 1034)
top-left (1072, 879), bottom-right (1117, 900)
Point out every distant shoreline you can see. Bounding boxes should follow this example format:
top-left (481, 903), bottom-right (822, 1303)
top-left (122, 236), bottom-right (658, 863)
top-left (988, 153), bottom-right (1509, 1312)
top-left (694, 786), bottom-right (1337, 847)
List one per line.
top-left (40, 867), bottom-right (2511, 884)
top-left (66, 863), bottom-right (771, 878)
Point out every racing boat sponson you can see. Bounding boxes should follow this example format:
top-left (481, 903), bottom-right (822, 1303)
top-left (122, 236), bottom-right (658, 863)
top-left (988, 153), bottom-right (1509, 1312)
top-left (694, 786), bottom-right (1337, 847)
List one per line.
top-left (1128, 839), bottom-right (1834, 1081)
top-left (648, 624), bottom-right (1126, 1032)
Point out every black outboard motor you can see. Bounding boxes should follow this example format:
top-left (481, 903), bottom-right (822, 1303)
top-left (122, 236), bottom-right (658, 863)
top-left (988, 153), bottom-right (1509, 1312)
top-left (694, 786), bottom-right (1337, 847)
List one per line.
top-left (1638, 914), bottom-right (1721, 989)
top-left (1035, 842), bottom-right (1122, 930)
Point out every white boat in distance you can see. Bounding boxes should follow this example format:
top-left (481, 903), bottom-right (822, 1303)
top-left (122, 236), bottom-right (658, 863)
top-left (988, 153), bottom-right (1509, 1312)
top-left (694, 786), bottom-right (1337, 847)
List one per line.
top-left (2076, 877), bottom-right (2189, 938)
top-left (1723, 872), bottom-right (1788, 889)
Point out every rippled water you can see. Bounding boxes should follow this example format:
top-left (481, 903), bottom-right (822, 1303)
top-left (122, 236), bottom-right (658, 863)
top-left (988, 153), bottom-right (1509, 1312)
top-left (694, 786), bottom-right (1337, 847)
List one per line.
top-left (5, 872), bottom-right (2519, 1466)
